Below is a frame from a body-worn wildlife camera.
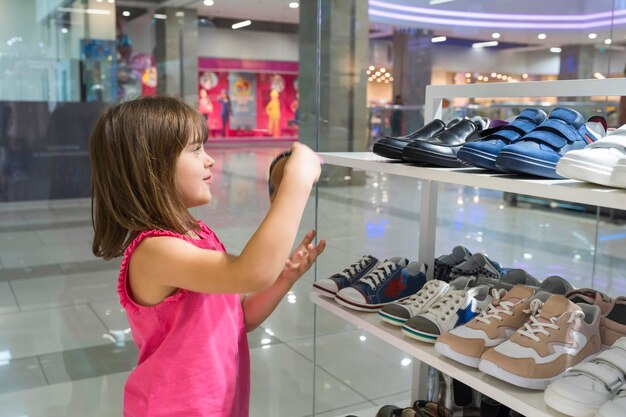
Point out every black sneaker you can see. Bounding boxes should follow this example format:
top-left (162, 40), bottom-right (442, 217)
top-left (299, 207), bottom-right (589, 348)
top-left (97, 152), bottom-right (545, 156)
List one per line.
top-left (433, 245), bottom-right (472, 282)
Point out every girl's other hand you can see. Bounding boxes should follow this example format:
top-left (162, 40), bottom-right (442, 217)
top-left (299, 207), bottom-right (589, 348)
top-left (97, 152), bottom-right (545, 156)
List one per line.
top-left (280, 230), bottom-right (326, 286)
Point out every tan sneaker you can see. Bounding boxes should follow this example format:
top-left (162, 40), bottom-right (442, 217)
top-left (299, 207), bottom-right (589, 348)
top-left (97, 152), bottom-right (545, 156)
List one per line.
top-left (478, 294), bottom-right (602, 390)
top-left (435, 285), bottom-right (540, 368)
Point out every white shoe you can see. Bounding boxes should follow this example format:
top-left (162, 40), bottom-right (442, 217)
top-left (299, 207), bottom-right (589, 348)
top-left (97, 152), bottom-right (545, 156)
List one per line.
top-left (544, 337), bottom-right (626, 416)
top-left (378, 279), bottom-right (449, 326)
top-left (596, 387), bottom-right (626, 417)
top-left (612, 158), bottom-right (626, 188)
top-left (556, 127), bottom-right (626, 187)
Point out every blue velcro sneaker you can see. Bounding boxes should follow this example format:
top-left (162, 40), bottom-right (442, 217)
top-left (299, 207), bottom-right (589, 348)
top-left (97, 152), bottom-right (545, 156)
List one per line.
top-left (312, 255), bottom-right (379, 297)
top-left (495, 107), bottom-right (605, 179)
top-left (335, 258), bottom-right (427, 312)
top-left (457, 108), bottom-right (547, 171)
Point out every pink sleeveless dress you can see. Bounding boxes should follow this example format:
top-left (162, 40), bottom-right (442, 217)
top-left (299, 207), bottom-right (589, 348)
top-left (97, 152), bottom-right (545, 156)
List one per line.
top-left (117, 222), bottom-right (250, 417)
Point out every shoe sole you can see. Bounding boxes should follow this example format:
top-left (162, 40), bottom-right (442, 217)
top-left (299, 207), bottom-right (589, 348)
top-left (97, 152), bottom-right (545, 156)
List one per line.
top-left (496, 151), bottom-right (561, 179)
top-left (378, 310), bottom-right (408, 326)
top-left (373, 143), bottom-right (405, 160)
top-left (478, 358), bottom-right (560, 390)
top-left (544, 384), bottom-right (603, 417)
top-left (434, 341), bottom-right (481, 368)
top-left (335, 294), bottom-right (411, 312)
top-left (311, 284), bottom-right (338, 298)
top-left (456, 147), bottom-right (499, 171)
top-left (556, 156), bottom-right (614, 187)
top-left (401, 325), bottom-right (439, 343)
top-left (403, 147), bottom-right (465, 168)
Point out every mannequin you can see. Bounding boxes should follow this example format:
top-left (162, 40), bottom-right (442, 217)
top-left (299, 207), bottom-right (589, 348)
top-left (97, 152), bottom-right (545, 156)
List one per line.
top-left (265, 90), bottom-right (281, 137)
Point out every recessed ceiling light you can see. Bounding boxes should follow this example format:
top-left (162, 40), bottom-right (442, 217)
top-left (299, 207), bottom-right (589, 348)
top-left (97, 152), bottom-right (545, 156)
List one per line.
top-left (491, 72), bottom-right (496, 77)
top-left (204, 0), bottom-right (214, 5)
top-left (472, 41), bottom-right (498, 48)
top-left (380, 68), bottom-right (386, 73)
top-left (550, 47), bottom-right (562, 53)
top-left (232, 20), bottom-right (251, 29)
top-left (465, 72), bottom-right (471, 77)
top-left (429, 0), bottom-right (455, 4)
top-left (122, 11), bottom-right (130, 17)
top-left (594, 72), bottom-right (606, 79)
top-left (368, 65), bottom-right (375, 71)
top-left (491, 33), bottom-right (500, 39)
top-left (289, 2), bottom-right (299, 8)
top-left (588, 33), bottom-right (598, 39)
top-left (154, 13), bottom-right (167, 19)
top-left (431, 36), bottom-right (447, 43)
top-left (538, 33), bottom-right (547, 40)
top-left (522, 73), bottom-right (528, 79)
top-left (605, 38), bottom-right (612, 45)
top-left (61, 27), bottom-right (69, 33)
top-left (175, 11), bottom-right (184, 17)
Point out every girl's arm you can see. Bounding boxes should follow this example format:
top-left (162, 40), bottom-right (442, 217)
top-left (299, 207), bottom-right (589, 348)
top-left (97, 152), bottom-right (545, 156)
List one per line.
top-left (242, 230), bottom-right (325, 331)
top-left (129, 143), bottom-right (321, 299)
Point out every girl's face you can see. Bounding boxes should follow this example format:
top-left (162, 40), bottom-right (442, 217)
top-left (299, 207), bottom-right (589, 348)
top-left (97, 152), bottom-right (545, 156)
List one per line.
top-left (175, 138), bottom-right (215, 208)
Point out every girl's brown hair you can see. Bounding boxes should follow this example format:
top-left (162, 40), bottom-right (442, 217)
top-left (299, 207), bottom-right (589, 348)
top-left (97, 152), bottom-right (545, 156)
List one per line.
top-left (90, 96), bottom-right (208, 259)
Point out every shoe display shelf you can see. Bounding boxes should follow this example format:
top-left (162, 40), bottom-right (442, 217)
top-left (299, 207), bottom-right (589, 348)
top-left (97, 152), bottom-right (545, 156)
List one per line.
top-left (311, 78), bottom-right (626, 417)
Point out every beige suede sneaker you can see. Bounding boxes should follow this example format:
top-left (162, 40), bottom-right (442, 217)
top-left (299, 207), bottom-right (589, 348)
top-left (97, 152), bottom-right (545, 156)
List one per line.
top-left (435, 285), bottom-right (540, 368)
top-left (478, 294), bottom-right (602, 390)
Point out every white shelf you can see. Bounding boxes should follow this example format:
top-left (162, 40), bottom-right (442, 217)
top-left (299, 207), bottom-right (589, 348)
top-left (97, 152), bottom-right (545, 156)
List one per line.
top-left (310, 293), bottom-right (568, 417)
top-left (319, 152), bottom-right (626, 211)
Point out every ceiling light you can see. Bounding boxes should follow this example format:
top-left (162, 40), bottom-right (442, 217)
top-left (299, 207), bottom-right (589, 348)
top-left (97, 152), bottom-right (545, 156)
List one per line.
top-left (175, 11), bottom-right (184, 17)
top-left (154, 13), bottom-right (167, 19)
top-left (57, 7), bottom-right (111, 15)
top-left (107, 0), bottom-right (114, 3)
top-left (366, 70), bottom-right (371, 74)
top-left (491, 72), bottom-right (496, 77)
top-left (375, 72), bottom-right (380, 76)
top-left (472, 41), bottom-right (498, 48)
top-left (204, 0), bottom-right (214, 5)
top-left (594, 72), bottom-right (606, 79)
top-left (605, 38), bottom-right (612, 44)
top-left (289, 2), bottom-right (299, 8)
top-left (232, 20), bottom-right (251, 29)
top-left (429, 0), bottom-right (455, 4)
top-left (122, 11), bottom-right (130, 17)
top-left (465, 72), bottom-right (471, 77)
top-left (61, 27), bottom-right (69, 33)
top-left (431, 36), bottom-right (447, 43)
top-left (369, 65), bottom-right (375, 70)
top-left (465, 78), bottom-right (471, 83)
top-left (522, 73), bottom-right (528, 79)
top-left (550, 47), bottom-right (562, 53)
top-left (588, 33), bottom-right (598, 39)
top-left (385, 73), bottom-right (391, 77)
top-left (484, 77), bottom-right (489, 81)
top-left (380, 68), bottom-right (386, 72)
top-left (477, 75), bottom-right (484, 80)
top-left (496, 74), bottom-right (502, 79)
top-left (389, 77), bottom-right (393, 81)
top-left (491, 32), bottom-right (500, 39)
top-left (538, 33), bottom-right (547, 40)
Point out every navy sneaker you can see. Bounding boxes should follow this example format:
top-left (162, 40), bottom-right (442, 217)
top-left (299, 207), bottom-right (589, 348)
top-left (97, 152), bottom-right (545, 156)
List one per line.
top-left (449, 253), bottom-right (505, 281)
top-left (495, 107), bottom-right (605, 178)
top-left (312, 255), bottom-right (378, 297)
top-left (434, 245), bottom-right (472, 282)
top-left (335, 258), bottom-right (427, 311)
top-left (457, 108), bottom-right (547, 171)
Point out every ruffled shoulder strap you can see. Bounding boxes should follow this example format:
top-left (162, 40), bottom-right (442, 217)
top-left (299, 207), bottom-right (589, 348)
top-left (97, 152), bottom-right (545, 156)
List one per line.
top-left (117, 229), bottom-right (190, 312)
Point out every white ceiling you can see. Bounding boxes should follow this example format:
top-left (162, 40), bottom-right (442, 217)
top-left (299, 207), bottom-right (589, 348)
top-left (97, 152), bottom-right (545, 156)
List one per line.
top-left (117, 0), bottom-right (626, 46)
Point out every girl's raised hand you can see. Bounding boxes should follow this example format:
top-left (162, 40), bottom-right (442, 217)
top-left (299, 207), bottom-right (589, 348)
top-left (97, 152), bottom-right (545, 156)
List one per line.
top-left (281, 230), bottom-right (326, 285)
top-left (284, 143), bottom-right (322, 187)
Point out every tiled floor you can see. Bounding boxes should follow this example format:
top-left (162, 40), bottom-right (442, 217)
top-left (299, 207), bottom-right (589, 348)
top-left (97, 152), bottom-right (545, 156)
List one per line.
top-left (0, 142), bottom-right (624, 416)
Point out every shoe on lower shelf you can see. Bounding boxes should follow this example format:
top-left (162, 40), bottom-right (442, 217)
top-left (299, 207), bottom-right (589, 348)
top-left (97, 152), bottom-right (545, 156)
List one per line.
top-left (335, 258), bottom-right (427, 312)
top-left (544, 336), bottom-right (626, 417)
top-left (449, 253), bottom-right (505, 281)
top-left (478, 294), bottom-right (602, 390)
top-left (312, 255), bottom-right (379, 297)
top-left (566, 288), bottom-right (621, 347)
top-left (435, 285), bottom-right (545, 368)
top-left (378, 279), bottom-right (449, 326)
top-left (596, 386), bottom-right (626, 417)
top-left (401, 277), bottom-right (493, 343)
top-left (433, 245), bottom-right (472, 282)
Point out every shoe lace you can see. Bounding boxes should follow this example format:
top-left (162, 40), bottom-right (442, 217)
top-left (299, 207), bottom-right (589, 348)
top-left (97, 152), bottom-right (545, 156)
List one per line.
top-left (475, 288), bottom-right (512, 324)
top-left (429, 290), bottom-right (466, 319)
top-left (339, 256), bottom-right (372, 281)
top-left (360, 261), bottom-right (396, 290)
top-left (402, 281), bottom-right (440, 307)
top-left (517, 302), bottom-right (585, 342)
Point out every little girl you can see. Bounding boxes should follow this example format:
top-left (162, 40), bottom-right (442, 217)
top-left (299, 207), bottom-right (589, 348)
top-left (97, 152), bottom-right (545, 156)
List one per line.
top-left (89, 96), bottom-right (325, 417)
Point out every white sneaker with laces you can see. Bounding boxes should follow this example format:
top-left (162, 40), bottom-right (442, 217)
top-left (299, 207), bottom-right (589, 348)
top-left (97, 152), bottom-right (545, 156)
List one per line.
top-left (378, 280), bottom-right (449, 326)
